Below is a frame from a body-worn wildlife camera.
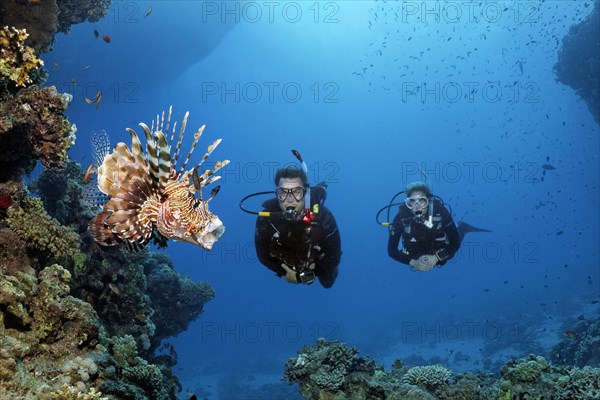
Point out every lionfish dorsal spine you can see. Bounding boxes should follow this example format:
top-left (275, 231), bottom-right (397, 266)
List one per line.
top-left (154, 130), bottom-right (171, 189)
top-left (171, 111), bottom-right (189, 172)
top-left (164, 106), bottom-right (173, 141)
top-left (177, 124), bottom-right (205, 177)
top-left (139, 122), bottom-right (160, 183)
top-left (190, 136), bottom-right (218, 171)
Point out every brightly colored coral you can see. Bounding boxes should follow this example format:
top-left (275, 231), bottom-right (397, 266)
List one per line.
top-left (0, 26), bottom-right (43, 87)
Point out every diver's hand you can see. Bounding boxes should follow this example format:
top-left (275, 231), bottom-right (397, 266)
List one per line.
top-left (409, 255), bottom-right (437, 272)
top-left (420, 255), bottom-right (438, 269)
top-left (281, 263), bottom-right (299, 284)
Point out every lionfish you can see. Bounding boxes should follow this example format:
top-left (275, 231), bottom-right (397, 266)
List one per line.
top-left (89, 107), bottom-right (229, 250)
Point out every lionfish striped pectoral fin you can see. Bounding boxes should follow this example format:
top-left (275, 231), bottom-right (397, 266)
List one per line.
top-left (90, 128), bottom-right (161, 246)
top-left (89, 210), bottom-right (121, 246)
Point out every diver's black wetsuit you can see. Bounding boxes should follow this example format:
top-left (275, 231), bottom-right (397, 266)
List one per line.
top-left (387, 199), bottom-right (461, 266)
top-left (255, 197), bottom-right (341, 288)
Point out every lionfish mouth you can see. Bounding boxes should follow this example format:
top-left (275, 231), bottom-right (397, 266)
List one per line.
top-left (195, 217), bottom-right (226, 250)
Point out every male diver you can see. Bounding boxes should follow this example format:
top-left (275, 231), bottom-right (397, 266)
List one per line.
top-left (241, 152), bottom-right (341, 287)
top-left (382, 181), bottom-right (490, 272)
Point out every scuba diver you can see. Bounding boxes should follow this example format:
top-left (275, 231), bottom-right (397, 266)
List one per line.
top-left (376, 181), bottom-right (491, 272)
top-left (240, 150), bottom-right (341, 288)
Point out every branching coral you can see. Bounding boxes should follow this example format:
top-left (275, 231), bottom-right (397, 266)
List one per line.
top-left (43, 383), bottom-right (108, 400)
top-left (7, 197), bottom-right (80, 263)
top-left (0, 26), bottom-right (44, 87)
top-left (287, 339), bottom-right (356, 387)
top-left (558, 366), bottom-right (600, 400)
top-left (123, 363), bottom-right (163, 391)
top-left (503, 355), bottom-right (550, 383)
top-left (401, 365), bottom-right (453, 388)
top-left (109, 335), bottom-right (138, 369)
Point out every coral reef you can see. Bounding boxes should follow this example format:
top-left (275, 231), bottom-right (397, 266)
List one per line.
top-left (7, 196), bottom-right (80, 266)
top-left (0, 26), bottom-right (44, 88)
top-left (99, 335), bottom-right (174, 399)
top-left (284, 339), bottom-right (600, 400)
top-left (401, 365), bottom-right (452, 388)
top-left (554, 0), bottom-right (600, 124)
top-left (45, 383), bottom-right (108, 400)
top-left (0, 4), bottom-right (215, 394)
top-left (0, 110), bottom-right (215, 399)
top-left (0, 0), bottom-right (111, 53)
top-left (143, 254), bottom-right (215, 348)
top-left (551, 315), bottom-right (600, 367)
top-left (0, 85), bottom-right (75, 182)
top-left (284, 338), bottom-right (393, 399)
top-left (0, 264), bottom-right (107, 398)
top-left (29, 159), bottom-right (95, 229)
top-left (55, 0), bottom-right (112, 35)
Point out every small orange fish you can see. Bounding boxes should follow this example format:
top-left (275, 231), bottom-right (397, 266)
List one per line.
top-left (85, 97), bottom-right (94, 104)
top-left (563, 331), bottom-right (577, 338)
top-left (83, 164), bottom-right (95, 183)
top-left (103, 34), bottom-right (111, 43)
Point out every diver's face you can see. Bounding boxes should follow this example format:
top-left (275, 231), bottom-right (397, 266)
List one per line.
top-left (407, 190), bottom-right (429, 216)
top-left (277, 177), bottom-right (305, 212)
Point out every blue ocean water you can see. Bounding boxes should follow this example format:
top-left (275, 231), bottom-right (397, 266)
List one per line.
top-left (42, 1), bottom-right (599, 398)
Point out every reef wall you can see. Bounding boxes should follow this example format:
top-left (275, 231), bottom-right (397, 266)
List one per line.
top-left (0, 0), bottom-right (111, 53)
top-left (0, 2), bottom-right (216, 398)
top-left (554, 0), bottom-right (600, 124)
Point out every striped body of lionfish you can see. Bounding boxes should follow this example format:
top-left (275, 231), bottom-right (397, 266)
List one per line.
top-left (89, 107), bottom-right (229, 250)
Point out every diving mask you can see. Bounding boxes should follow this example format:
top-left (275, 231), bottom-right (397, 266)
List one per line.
top-left (405, 196), bottom-right (429, 210)
top-left (276, 186), bottom-right (306, 202)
